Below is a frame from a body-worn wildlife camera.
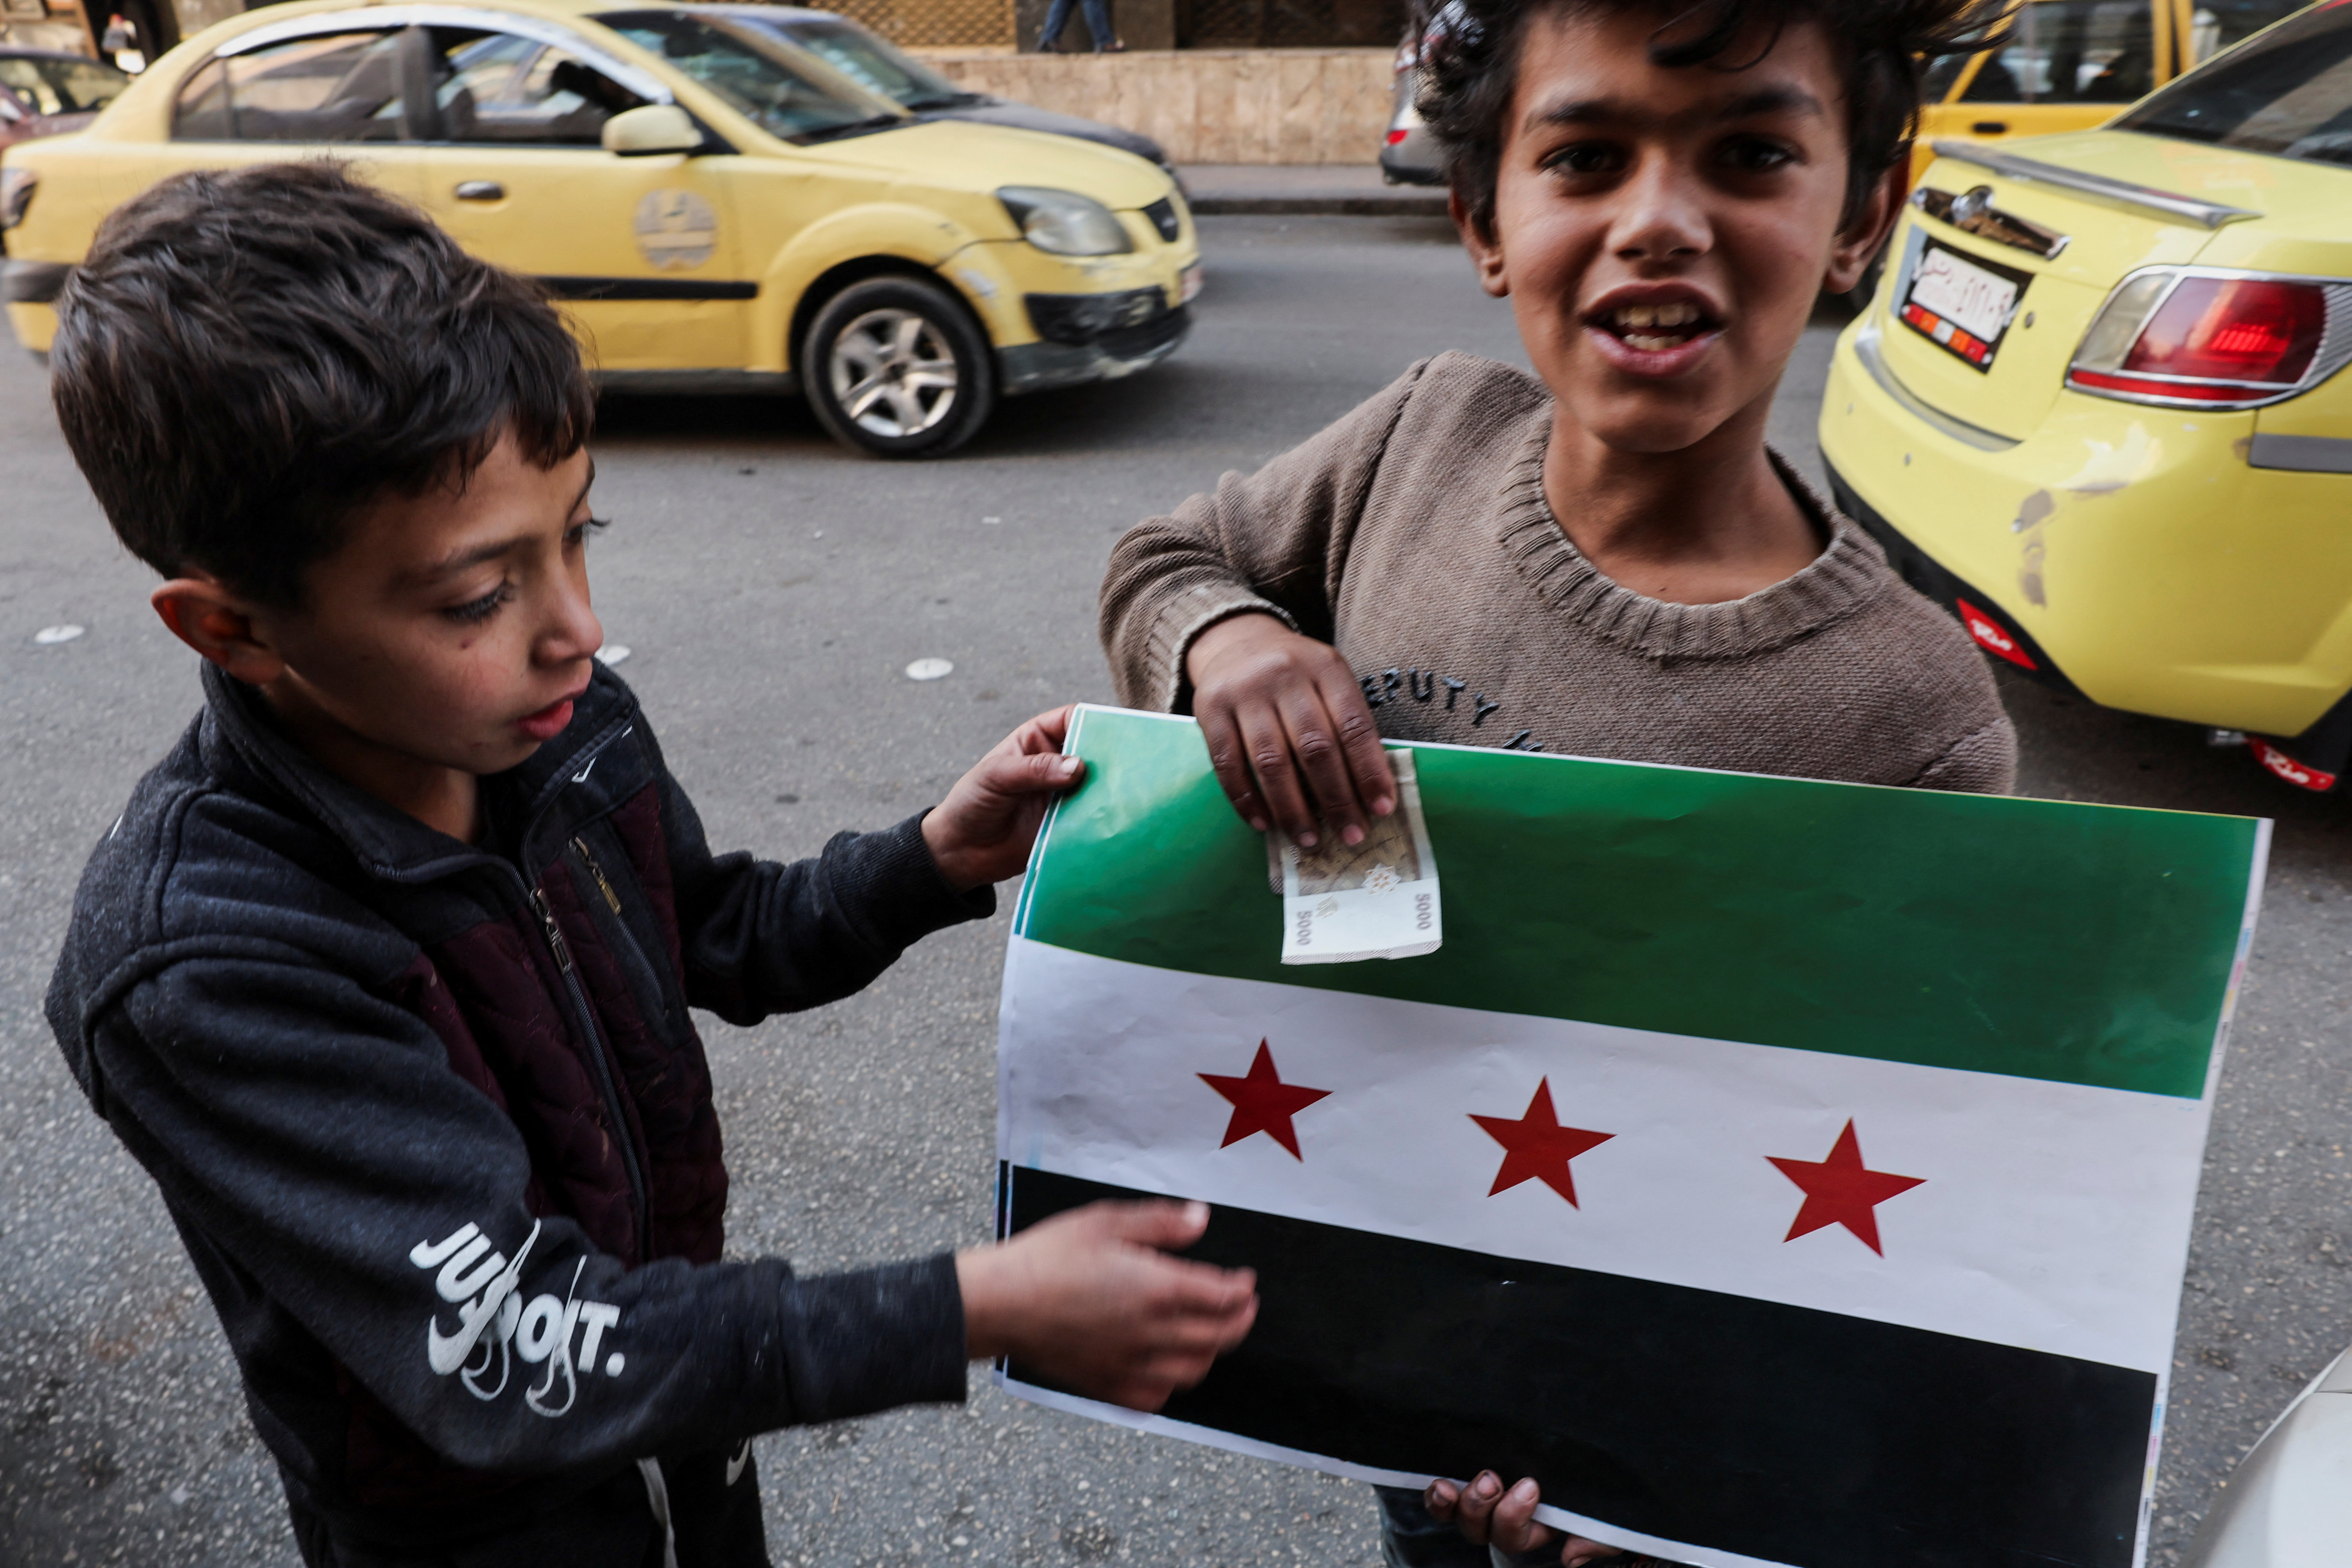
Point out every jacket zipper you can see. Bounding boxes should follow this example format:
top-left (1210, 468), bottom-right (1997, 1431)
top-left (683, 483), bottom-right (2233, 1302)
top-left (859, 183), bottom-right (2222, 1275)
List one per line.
top-left (529, 882), bottom-right (651, 1261)
top-left (571, 835), bottom-right (623, 914)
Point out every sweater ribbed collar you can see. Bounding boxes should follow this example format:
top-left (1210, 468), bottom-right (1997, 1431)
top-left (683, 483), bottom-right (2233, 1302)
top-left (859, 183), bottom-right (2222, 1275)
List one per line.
top-left (1494, 419), bottom-right (1886, 661)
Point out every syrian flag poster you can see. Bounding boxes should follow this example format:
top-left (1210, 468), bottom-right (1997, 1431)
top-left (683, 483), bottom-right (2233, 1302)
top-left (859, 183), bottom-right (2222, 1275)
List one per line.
top-left (995, 706), bottom-right (2269, 1568)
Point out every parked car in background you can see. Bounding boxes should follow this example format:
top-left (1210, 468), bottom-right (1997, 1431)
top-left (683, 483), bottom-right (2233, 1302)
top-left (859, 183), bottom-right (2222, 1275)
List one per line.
top-left (1820, 0), bottom-right (2352, 792)
top-left (1379, 0), bottom-right (1447, 185)
top-left (0, 48), bottom-right (129, 150)
top-left (721, 6), bottom-right (1177, 178)
top-left (1909, 0), bottom-right (2311, 184)
top-left (0, 0), bottom-right (1200, 458)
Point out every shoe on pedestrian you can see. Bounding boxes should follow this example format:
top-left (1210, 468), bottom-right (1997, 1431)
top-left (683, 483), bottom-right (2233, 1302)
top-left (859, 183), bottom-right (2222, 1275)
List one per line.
top-left (1036, 33), bottom-right (1064, 50)
top-left (1098, 38), bottom-right (1127, 49)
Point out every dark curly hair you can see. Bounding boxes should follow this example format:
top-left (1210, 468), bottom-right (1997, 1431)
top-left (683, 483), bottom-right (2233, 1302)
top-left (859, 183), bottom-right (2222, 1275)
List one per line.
top-left (51, 161), bottom-right (592, 611)
top-left (1420, 0), bottom-right (2004, 237)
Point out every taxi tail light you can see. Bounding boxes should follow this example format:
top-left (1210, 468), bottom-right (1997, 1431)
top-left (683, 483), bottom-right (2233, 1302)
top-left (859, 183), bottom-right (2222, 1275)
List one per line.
top-left (2068, 270), bottom-right (2346, 408)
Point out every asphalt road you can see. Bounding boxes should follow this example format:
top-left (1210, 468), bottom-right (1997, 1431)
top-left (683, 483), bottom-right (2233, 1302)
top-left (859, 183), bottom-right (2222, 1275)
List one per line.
top-left (3, 213), bottom-right (2349, 1568)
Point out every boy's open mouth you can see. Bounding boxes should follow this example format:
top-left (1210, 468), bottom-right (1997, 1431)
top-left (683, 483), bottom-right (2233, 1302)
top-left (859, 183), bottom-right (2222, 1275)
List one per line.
top-left (1593, 300), bottom-right (1720, 352)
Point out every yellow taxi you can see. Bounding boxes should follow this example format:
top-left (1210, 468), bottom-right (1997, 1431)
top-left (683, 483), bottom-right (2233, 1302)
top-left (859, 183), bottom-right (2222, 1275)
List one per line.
top-left (0, 0), bottom-right (1201, 456)
top-left (1906, 0), bottom-right (2311, 186)
top-left (1822, 0), bottom-right (2352, 792)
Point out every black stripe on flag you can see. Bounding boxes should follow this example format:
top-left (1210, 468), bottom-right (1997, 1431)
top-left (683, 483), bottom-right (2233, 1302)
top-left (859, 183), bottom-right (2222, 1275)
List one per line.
top-left (1005, 1167), bottom-right (2152, 1568)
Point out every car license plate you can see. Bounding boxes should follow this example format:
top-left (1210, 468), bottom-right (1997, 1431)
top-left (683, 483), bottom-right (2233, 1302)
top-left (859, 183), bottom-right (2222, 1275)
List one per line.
top-left (1180, 263), bottom-right (1204, 304)
top-left (1899, 242), bottom-right (2031, 372)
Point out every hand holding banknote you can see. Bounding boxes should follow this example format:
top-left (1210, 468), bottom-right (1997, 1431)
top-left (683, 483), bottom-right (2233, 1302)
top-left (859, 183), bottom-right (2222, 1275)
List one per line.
top-left (1185, 613), bottom-right (1396, 847)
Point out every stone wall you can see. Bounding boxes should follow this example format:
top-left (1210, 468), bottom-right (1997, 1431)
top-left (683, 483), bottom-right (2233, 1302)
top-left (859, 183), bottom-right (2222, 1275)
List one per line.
top-left (921, 47), bottom-right (1393, 165)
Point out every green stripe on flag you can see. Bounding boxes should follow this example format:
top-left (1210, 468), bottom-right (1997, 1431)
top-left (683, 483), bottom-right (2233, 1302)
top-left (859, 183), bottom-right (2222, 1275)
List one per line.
top-left (1017, 708), bottom-right (2260, 1099)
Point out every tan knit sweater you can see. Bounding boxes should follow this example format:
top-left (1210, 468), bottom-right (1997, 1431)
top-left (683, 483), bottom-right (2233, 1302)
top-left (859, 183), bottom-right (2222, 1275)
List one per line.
top-left (1099, 353), bottom-right (2017, 793)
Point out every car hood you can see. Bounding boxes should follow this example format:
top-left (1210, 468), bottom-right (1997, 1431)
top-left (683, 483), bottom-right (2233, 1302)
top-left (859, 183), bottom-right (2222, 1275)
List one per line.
top-left (794, 116), bottom-right (1171, 209)
top-left (921, 100), bottom-right (1168, 166)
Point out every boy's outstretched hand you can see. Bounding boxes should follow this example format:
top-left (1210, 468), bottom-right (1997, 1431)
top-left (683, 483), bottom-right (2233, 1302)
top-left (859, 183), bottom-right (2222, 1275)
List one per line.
top-left (922, 706), bottom-right (1087, 892)
top-left (1425, 1474), bottom-right (1636, 1567)
top-left (1185, 613), bottom-right (1395, 850)
top-left (957, 1200), bottom-right (1258, 1411)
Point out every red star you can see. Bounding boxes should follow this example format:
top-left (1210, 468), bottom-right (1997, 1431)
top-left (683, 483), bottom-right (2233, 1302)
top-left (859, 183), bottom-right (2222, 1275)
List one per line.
top-left (1199, 1041), bottom-right (1330, 1160)
top-left (1767, 1120), bottom-right (1926, 1255)
top-left (1469, 1078), bottom-right (1615, 1206)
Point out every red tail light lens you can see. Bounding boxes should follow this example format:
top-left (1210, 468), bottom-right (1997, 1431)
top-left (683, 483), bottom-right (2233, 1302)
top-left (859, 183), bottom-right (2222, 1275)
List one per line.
top-left (2069, 272), bottom-right (2337, 407)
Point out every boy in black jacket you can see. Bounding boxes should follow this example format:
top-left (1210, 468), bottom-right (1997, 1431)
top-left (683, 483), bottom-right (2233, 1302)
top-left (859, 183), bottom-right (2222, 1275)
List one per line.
top-left (43, 163), bottom-right (1256, 1568)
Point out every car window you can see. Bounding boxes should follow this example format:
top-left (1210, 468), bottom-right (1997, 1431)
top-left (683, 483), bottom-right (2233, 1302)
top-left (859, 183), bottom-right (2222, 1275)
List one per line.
top-left (2187, 0), bottom-right (2313, 68)
top-left (766, 18), bottom-right (970, 110)
top-left (425, 29), bottom-right (648, 144)
top-left (594, 12), bottom-right (896, 141)
top-left (2116, 0), bottom-right (2352, 163)
top-left (0, 55), bottom-right (130, 115)
top-left (1946, 0), bottom-right (2157, 104)
top-left (172, 31), bottom-right (407, 142)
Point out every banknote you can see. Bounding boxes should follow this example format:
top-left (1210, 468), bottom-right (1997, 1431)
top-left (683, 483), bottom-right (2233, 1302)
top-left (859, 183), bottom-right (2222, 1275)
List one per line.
top-left (1268, 748), bottom-right (1441, 964)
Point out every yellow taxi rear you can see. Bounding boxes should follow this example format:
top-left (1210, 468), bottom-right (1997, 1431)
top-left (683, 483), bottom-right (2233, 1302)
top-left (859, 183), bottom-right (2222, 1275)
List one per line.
top-left (1823, 15), bottom-right (2352, 791)
top-left (0, 0), bottom-right (1201, 457)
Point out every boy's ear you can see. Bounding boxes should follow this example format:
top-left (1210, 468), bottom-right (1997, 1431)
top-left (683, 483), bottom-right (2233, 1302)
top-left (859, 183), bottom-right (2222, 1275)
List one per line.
top-left (151, 575), bottom-right (289, 686)
top-left (1824, 161), bottom-right (1909, 296)
top-left (1452, 189), bottom-right (1511, 299)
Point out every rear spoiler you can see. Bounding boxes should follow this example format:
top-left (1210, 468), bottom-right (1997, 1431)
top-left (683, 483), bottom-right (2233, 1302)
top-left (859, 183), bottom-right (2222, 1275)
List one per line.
top-left (1928, 139), bottom-right (2262, 229)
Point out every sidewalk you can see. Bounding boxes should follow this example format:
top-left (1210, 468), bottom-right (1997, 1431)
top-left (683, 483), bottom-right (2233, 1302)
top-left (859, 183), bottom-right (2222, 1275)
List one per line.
top-left (1179, 164), bottom-right (1450, 216)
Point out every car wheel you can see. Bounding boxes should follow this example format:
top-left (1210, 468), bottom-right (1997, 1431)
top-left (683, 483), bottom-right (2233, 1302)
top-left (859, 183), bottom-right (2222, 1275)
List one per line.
top-left (802, 275), bottom-right (996, 459)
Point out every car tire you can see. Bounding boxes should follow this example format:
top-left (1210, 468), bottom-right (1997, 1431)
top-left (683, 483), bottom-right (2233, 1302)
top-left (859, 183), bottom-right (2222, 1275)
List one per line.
top-left (801, 275), bottom-right (996, 459)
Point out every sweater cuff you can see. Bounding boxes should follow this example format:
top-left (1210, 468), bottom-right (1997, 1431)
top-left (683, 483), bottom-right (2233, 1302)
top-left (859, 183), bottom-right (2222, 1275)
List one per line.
top-left (780, 1254), bottom-right (968, 1422)
top-left (1155, 589), bottom-right (1300, 715)
top-left (826, 814), bottom-right (996, 958)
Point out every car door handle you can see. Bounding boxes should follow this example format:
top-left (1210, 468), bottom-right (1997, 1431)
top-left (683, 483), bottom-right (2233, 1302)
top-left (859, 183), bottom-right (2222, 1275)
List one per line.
top-left (454, 180), bottom-right (505, 202)
top-left (1971, 121), bottom-right (2009, 134)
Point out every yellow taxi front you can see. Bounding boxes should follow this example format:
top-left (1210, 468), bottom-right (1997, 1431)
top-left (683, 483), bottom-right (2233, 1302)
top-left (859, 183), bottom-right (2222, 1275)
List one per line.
top-left (0, 0), bottom-right (1202, 456)
top-left (1822, 0), bottom-right (2352, 792)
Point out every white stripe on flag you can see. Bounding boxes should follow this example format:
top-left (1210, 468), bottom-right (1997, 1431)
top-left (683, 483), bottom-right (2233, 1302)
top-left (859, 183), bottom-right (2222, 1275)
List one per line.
top-left (997, 937), bottom-right (2210, 1374)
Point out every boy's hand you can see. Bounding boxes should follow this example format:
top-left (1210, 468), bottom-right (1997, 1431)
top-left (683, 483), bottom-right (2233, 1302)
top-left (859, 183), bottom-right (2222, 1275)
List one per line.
top-left (1185, 614), bottom-right (1395, 849)
top-left (922, 706), bottom-right (1087, 892)
top-left (1425, 1474), bottom-right (1628, 1566)
top-left (958, 1199), bottom-right (1258, 1411)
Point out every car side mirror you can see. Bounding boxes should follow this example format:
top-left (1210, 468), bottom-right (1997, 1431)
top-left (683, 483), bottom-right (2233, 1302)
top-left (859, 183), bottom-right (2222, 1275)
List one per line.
top-left (603, 104), bottom-right (702, 157)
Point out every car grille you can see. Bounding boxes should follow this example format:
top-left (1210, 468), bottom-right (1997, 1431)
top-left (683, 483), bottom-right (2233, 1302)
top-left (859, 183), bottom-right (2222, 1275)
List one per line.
top-left (1026, 286), bottom-right (1170, 345)
top-left (1098, 303), bottom-right (1190, 360)
top-left (1143, 196), bottom-right (1183, 243)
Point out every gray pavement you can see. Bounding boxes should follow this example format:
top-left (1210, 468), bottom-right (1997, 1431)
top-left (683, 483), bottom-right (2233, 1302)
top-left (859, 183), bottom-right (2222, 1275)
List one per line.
top-left (1, 213), bottom-right (2347, 1568)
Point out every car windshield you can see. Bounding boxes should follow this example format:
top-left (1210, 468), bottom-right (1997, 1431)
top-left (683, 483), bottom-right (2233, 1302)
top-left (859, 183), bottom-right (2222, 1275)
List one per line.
top-left (765, 17), bottom-right (974, 110)
top-left (0, 53), bottom-right (130, 115)
top-left (2116, 0), bottom-right (2352, 165)
top-left (1920, 0), bottom-right (2154, 104)
top-left (595, 11), bottom-right (901, 139)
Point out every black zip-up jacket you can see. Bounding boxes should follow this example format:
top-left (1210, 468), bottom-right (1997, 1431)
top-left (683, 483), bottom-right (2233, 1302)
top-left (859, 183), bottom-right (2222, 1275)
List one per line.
top-left (45, 662), bottom-right (987, 1554)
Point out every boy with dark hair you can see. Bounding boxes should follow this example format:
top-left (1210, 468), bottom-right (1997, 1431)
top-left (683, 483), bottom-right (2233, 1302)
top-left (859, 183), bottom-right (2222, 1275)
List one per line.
top-left (1096, 0), bottom-right (2009, 1560)
top-left (45, 162), bottom-right (1256, 1568)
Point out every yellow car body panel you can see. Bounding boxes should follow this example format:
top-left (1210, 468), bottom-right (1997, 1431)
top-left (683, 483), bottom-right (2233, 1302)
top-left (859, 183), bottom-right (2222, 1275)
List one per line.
top-left (1824, 120), bottom-right (2352, 744)
top-left (2, 0), bottom-right (1199, 402)
top-left (1910, 102), bottom-right (2119, 189)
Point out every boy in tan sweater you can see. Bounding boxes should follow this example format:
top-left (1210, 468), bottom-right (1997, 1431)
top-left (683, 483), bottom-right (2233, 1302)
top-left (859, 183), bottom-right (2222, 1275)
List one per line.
top-left (1098, 0), bottom-right (2011, 1558)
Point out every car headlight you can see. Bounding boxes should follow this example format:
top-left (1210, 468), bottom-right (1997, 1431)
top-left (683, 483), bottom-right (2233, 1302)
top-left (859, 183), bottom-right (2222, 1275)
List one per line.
top-left (998, 186), bottom-right (1132, 257)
